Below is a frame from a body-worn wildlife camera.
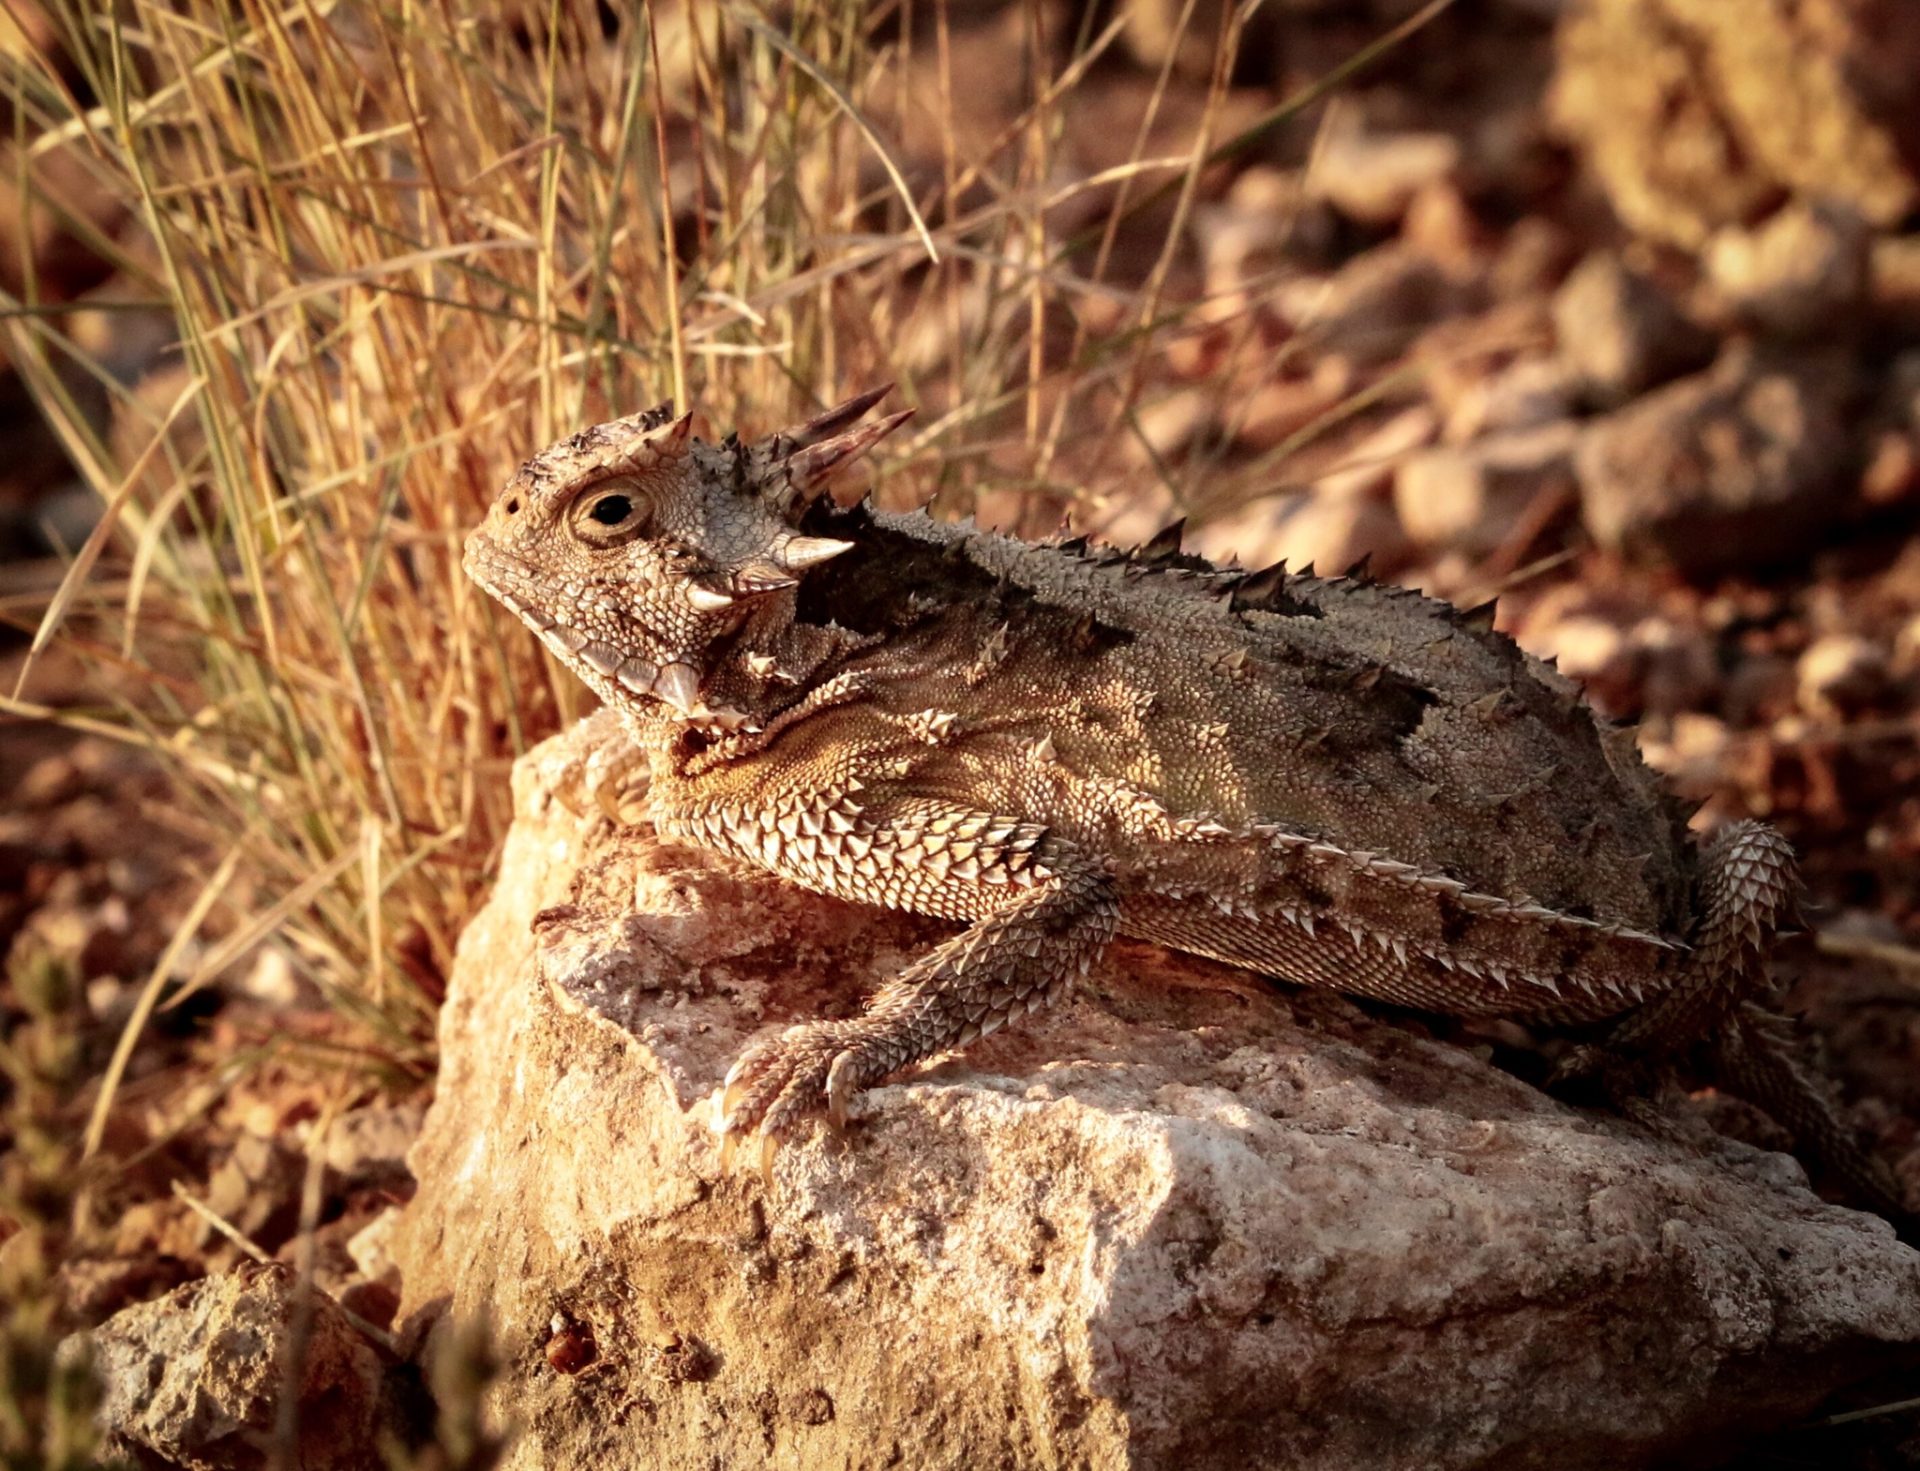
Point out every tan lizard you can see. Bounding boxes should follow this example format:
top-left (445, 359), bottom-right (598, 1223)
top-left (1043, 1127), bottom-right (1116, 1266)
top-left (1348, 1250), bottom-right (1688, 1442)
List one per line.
top-left (464, 389), bottom-right (1905, 1217)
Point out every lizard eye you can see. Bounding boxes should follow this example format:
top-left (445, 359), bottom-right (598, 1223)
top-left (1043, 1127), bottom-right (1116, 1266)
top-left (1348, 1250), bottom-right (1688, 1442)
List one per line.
top-left (569, 478), bottom-right (652, 546)
top-left (588, 494), bottom-right (632, 525)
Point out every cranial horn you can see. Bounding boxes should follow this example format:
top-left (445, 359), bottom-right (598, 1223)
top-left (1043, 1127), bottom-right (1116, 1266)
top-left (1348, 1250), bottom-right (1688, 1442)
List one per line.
top-left (686, 582), bottom-right (736, 612)
top-left (647, 409), bottom-right (696, 454)
top-left (773, 385), bottom-right (895, 451)
top-left (601, 408), bottom-right (694, 475)
top-left (786, 408), bottom-right (915, 491)
top-left (732, 558), bottom-right (799, 596)
top-left (775, 535), bottom-right (856, 571)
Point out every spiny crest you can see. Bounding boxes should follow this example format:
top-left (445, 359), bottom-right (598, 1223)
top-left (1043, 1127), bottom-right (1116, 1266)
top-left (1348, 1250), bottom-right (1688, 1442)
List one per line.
top-left (537, 398), bottom-right (694, 485)
top-left (758, 385), bottom-right (916, 517)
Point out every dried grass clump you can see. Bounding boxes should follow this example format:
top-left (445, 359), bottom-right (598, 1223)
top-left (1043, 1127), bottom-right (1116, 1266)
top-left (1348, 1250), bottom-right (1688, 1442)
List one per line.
top-left (1, 0), bottom-right (1414, 1060)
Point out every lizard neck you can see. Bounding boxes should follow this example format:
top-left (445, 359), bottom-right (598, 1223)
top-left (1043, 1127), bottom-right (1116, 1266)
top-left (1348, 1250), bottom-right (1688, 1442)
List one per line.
top-left (617, 595), bottom-right (881, 762)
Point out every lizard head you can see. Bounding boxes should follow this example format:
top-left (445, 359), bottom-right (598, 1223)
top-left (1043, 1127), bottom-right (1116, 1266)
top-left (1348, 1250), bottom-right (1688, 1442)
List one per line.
top-left (463, 388), bottom-right (910, 724)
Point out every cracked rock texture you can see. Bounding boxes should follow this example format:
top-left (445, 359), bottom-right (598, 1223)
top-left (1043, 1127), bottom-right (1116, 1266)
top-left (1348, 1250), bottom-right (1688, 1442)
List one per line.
top-left (60, 1262), bottom-right (391, 1471)
top-left (394, 720), bottom-right (1920, 1471)
top-left (1552, 0), bottom-right (1920, 249)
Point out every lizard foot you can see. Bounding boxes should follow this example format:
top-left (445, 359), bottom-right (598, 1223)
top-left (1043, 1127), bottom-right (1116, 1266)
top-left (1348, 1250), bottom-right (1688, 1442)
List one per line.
top-left (714, 1020), bottom-right (879, 1169)
top-left (552, 705), bottom-right (649, 820)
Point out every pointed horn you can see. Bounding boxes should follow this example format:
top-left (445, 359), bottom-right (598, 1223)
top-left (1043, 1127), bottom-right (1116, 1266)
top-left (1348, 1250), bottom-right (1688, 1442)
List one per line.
top-left (787, 408), bottom-right (915, 491)
top-left (604, 409), bottom-right (694, 475)
top-left (776, 535), bottom-right (856, 571)
top-left (686, 582), bottom-right (736, 612)
top-left (731, 558), bottom-right (799, 596)
top-left (652, 662), bottom-right (702, 715)
top-left (1136, 517), bottom-right (1187, 563)
top-left (775, 385), bottom-right (895, 451)
top-left (654, 409), bottom-right (695, 450)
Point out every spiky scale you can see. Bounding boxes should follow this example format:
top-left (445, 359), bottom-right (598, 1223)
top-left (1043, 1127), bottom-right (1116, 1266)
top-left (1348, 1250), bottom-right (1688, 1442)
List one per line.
top-left (1461, 599), bottom-right (1499, 632)
top-left (1137, 517), bottom-right (1187, 563)
top-left (1224, 567), bottom-right (1276, 617)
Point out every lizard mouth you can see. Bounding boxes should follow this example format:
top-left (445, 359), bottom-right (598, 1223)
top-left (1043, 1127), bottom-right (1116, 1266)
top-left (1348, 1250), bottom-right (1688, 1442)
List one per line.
top-left (463, 536), bottom-right (760, 733)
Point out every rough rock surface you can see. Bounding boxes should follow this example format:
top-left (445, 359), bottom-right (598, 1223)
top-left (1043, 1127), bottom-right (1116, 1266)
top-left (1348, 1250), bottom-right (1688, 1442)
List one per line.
top-left (59, 1261), bottom-right (392, 1471)
top-left (1552, 253), bottom-right (1714, 403)
top-left (394, 720), bottom-right (1920, 1471)
top-left (1574, 346), bottom-right (1856, 574)
top-left (1552, 0), bottom-right (1920, 248)
top-left (1706, 202), bottom-right (1873, 340)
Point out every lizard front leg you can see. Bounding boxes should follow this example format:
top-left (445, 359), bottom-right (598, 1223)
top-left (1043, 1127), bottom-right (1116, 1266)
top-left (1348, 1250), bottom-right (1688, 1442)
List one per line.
top-left (716, 837), bottom-right (1118, 1149)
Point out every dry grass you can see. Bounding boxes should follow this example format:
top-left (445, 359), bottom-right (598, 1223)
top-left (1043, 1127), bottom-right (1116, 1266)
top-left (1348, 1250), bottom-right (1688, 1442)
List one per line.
top-left (0, 0), bottom-right (1442, 1075)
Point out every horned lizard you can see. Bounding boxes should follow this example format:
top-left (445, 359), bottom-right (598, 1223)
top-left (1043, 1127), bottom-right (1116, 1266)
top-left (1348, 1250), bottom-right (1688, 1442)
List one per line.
top-left (464, 389), bottom-right (1903, 1215)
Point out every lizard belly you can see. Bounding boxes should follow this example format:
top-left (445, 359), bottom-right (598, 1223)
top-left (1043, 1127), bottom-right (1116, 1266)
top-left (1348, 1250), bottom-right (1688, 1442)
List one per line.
top-left (654, 786), bottom-right (1059, 924)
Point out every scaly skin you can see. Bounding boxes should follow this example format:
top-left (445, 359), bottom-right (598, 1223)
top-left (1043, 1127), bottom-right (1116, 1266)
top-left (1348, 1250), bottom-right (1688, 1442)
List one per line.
top-left (464, 390), bottom-right (1904, 1216)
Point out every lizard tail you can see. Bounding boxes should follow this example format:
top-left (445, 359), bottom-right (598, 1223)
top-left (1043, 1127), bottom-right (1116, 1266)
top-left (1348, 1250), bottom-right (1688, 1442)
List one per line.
top-left (1710, 1004), bottom-right (1915, 1237)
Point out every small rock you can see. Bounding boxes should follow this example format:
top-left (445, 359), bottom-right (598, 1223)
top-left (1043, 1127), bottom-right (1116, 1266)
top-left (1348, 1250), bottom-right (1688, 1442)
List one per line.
top-left (1194, 167), bottom-right (1339, 295)
top-left (1860, 350), bottom-right (1920, 507)
top-left (1896, 615), bottom-right (1920, 674)
top-left (1491, 216), bottom-right (1579, 300)
top-left (1552, 253), bottom-right (1714, 402)
top-left (1723, 653), bottom-right (1798, 727)
top-left (202, 1131), bottom-right (305, 1250)
top-left (25, 483), bottom-right (102, 558)
top-left (1311, 406), bottom-right (1439, 501)
top-left (1871, 235), bottom-right (1920, 339)
top-left (1129, 388), bottom-right (1215, 464)
top-left (319, 1101), bottom-right (425, 1192)
top-left (1395, 420), bottom-right (1579, 555)
top-left (1860, 431), bottom-right (1919, 508)
top-left (1443, 356), bottom-right (1577, 443)
top-left (1797, 635), bottom-right (1890, 720)
top-left (1527, 613), bottom-right (1640, 716)
top-left (1632, 616), bottom-right (1720, 714)
top-left (347, 1207), bottom-right (405, 1287)
top-left (54, 1253), bottom-right (196, 1327)
top-left (226, 944), bottom-right (307, 1007)
top-left (1550, 0), bottom-right (1920, 248)
top-left (1535, 614), bottom-right (1630, 684)
top-left (1278, 243), bottom-right (1474, 368)
top-left (1310, 125), bottom-right (1463, 228)
top-left (1401, 181), bottom-right (1485, 270)
top-left (1573, 346), bottom-right (1855, 575)
top-left (59, 1262), bottom-right (393, 1471)
top-left (1706, 202), bottom-right (1871, 339)
top-left (1232, 377), bottom-right (1343, 451)
top-left (1636, 711), bottom-right (1736, 788)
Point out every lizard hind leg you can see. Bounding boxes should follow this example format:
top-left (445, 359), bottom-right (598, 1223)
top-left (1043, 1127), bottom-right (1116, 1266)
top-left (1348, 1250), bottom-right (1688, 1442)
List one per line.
top-left (1711, 1004), bottom-right (1913, 1228)
top-left (715, 860), bottom-right (1119, 1150)
top-left (1556, 821), bottom-right (1910, 1225)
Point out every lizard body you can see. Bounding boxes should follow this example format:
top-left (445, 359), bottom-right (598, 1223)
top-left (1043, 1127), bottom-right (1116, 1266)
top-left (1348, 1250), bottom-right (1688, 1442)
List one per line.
top-left (464, 390), bottom-right (1898, 1213)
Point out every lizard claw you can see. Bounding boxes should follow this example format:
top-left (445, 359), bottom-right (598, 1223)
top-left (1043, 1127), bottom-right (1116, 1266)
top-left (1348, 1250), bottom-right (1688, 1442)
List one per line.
top-left (716, 1127), bottom-right (779, 1185)
top-left (712, 1021), bottom-right (875, 1171)
top-left (1547, 1043), bottom-right (1605, 1088)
